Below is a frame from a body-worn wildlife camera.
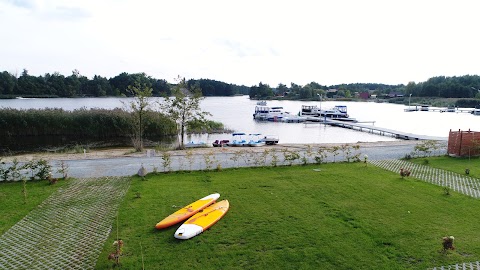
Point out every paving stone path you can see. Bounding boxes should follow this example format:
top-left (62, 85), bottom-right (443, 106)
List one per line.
top-left (370, 159), bottom-right (480, 198)
top-left (369, 159), bottom-right (480, 270)
top-left (0, 177), bottom-right (131, 270)
top-left (430, 261), bottom-right (480, 270)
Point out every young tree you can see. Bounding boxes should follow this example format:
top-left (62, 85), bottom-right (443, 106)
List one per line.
top-left (126, 83), bottom-right (152, 151)
top-left (159, 76), bottom-right (211, 149)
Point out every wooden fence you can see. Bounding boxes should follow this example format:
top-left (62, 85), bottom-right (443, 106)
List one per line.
top-left (448, 129), bottom-right (480, 157)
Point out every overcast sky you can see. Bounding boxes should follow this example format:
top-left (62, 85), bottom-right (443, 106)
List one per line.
top-left (1, 0), bottom-right (479, 86)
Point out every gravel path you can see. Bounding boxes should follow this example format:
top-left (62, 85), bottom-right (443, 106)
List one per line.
top-left (46, 141), bottom-right (447, 178)
top-left (0, 177), bottom-right (130, 270)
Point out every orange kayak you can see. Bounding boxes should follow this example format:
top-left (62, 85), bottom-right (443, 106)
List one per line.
top-left (155, 193), bottom-right (220, 229)
top-left (174, 200), bottom-right (229, 239)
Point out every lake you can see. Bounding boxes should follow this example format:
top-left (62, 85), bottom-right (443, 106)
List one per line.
top-left (2, 96), bottom-right (479, 145)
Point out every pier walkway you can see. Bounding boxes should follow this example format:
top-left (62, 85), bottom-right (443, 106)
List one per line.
top-left (320, 119), bottom-right (448, 141)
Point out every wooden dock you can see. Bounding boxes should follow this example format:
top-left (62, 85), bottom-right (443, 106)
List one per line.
top-left (404, 105), bottom-right (473, 113)
top-left (316, 119), bottom-right (447, 141)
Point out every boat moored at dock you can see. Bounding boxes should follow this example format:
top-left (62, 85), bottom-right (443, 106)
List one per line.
top-left (253, 106), bottom-right (287, 121)
top-left (300, 105), bottom-right (356, 122)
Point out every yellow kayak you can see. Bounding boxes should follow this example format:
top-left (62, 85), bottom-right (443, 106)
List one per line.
top-left (155, 193), bottom-right (220, 229)
top-left (174, 200), bottom-right (229, 239)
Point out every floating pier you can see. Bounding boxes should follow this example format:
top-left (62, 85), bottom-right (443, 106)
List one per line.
top-left (404, 105), bottom-right (473, 113)
top-left (317, 119), bottom-right (447, 141)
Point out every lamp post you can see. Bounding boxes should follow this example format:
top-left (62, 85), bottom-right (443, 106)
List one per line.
top-left (408, 93), bottom-right (412, 108)
top-left (317, 93), bottom-right (322, 111)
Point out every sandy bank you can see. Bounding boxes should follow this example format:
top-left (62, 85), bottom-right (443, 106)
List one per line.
top-left (1, 140), bottom-right (425, 163)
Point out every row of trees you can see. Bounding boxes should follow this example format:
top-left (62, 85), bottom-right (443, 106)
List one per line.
top-left (405, 75), bottom-right (480, 98)
top-left (0, 70), bottom-right (248, 98)
top-left (2, 69), bottom-right (480, 100)
top-left (249, 81), bottom-right (405, 99)
top-left (250, 76), bottom-right (480, 100)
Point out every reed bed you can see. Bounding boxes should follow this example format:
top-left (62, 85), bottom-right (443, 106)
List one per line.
top-left (0, 108), bottom-right (176, 139)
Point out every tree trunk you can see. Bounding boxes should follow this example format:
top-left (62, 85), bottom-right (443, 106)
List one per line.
top-left (180, 123), bottom-right (185, 149)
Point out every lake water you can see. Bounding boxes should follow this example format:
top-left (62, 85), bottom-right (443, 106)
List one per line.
top-left (2, 96), bottom-right (479, 144)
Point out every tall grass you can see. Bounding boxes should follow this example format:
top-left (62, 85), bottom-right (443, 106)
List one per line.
top-left (0, 108), bottom-right (176, 139)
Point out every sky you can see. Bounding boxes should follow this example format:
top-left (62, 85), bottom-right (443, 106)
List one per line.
top-left (1, 0), bottom-right (479, 87)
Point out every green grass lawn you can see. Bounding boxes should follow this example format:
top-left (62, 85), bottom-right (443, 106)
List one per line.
top-left (0, 179), bottom-right (68, 235)
top-left (96, 163), bottom-right (480, 270)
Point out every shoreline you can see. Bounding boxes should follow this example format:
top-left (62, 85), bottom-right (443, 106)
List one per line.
top-left (1, 140), bottom-right (426, 163)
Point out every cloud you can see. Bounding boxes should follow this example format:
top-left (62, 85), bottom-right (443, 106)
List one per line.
top-left (4, 0), bottom-right (91, 20)
top-left (43, 5), bottom-right (91, 20)
top-left (218, 39), bottom-right (280, 58)
top-left (6, 0), bottom-right (36, 9)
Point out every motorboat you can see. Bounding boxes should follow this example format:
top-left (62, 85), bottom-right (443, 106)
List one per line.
top-left (247, 134), bottom-right (266, 147)
top-left (260, 135), bottom-right (279, 145)
top-left (300, 105), bottom-right (356, 122)
top-left (440, 107), bottom-right (456, 113)
top-left (256, 100), bottom-right (267, 106)
top-left (253, 106), bottom-right (286, 121)
top-left (471, 109), bottom-right (480, 115)
top-left (226, 133), bottom-right (247, 147)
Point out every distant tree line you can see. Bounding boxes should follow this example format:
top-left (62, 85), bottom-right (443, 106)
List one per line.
top-left (405, 75), bottom-right (480, 98)
top-left (3, 69), bottom-right (479, 101)
top-left (249, 81), bottom-right (406, 100)
top-left (249, 75), bottom-right (480, 100)
top-left (0, 69), bottom-right (249, 98)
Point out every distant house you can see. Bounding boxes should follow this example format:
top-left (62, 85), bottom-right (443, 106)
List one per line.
top-left (359, 92), bottom-right (370, 99)
top-left (326, 89), bottom-right (337, 98)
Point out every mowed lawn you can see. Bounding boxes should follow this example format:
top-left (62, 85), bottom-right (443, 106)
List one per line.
top-left (97, 163), bottom-right (480, 270)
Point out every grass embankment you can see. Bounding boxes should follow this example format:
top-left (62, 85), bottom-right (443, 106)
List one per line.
top-left (97, 163), bottom-right (480, 269)
top-left (0, 179), bottom-right (68, 235)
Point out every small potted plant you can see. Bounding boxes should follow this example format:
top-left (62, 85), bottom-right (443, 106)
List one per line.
top-left (442, 236), bottom-right (455, 251)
